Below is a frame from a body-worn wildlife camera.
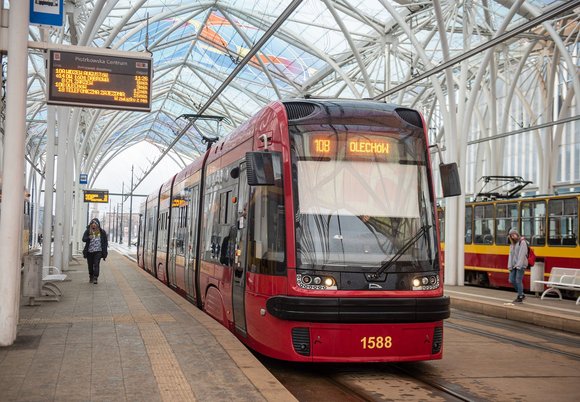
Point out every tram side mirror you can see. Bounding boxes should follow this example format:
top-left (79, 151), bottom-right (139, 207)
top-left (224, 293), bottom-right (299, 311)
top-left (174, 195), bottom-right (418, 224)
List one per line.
top-left (246, 151), bottom-right (276, 186)
top-left (440, 162), bottom-right (461, 197)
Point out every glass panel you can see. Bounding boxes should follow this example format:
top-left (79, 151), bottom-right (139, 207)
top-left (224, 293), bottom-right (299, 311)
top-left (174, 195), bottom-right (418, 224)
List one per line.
top-left (548, 198), bottom-right (578, 246)
top-left (438, 208), bottom-right (445, 243)
top-left (292, 129), bottom-right (436, 272)
top-left (522, 201), bottom-right (546, 246)
top-left (474, 205), bottom-right (494, 244)
top-left (247, 154), bottom-right (286, 275)
top-left (465, 206), bottom-right (473, 244)
top-left (495, 203), bottom-right (518, 245)
top-left (189, 186), bottom-right (199, 259)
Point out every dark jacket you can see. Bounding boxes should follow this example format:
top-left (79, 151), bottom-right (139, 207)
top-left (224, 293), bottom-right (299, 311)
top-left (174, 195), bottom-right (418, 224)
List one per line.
top-left (82, 218), bottom-right (108, 259)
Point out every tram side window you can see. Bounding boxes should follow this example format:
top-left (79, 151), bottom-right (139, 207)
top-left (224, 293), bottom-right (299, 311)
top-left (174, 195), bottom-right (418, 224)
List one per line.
top-left (495, 203), bottom-right (518, 245)
top-left (247, 156), bottom-right (286, 276)
top-left (521, 201), bottom-right (545, 246)
top-left (147, 206), bottom-right (157, 251)
top-left (201, 165), bottom-right (238, 263)
top-left (171, 199), bottom-right (188, 256)
top-left (548, 198), bottom-right (578, 246)
top-left (437, 208), bottom-right (444, 243)
top-left (202, 190), bottom-right (219, 261)
top-left (474, 204), bottom-right (494, 244)
top-left (158, 211), bottom-right (169, 250)
top-left (219, 191), bottom-right (231, 224)
top-left (465, 206), bottom-right (473, 244)
top-left (188, 186), bottom-right (200, 259)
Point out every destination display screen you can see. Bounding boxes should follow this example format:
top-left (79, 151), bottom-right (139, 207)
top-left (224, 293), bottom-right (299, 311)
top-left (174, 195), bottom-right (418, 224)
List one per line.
top-left (48, 49), bottom-right (152, 111)
top-left (83, 190), bottom-right (109, 203)
top-left (308, 133), bottom-right (396, 161)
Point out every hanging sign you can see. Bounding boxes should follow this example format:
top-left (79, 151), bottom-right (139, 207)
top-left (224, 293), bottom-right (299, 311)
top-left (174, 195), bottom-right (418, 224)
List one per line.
top-left (30, 0), bottom-right (64, 27)
top-left (47, 48), bottom-right (152, 111)
top-left (83, 189), bottom-right (109, 203)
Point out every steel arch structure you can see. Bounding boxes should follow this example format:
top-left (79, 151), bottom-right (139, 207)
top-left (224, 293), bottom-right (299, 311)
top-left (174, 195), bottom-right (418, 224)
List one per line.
top-left (2, 0), bottom-right (577, 282)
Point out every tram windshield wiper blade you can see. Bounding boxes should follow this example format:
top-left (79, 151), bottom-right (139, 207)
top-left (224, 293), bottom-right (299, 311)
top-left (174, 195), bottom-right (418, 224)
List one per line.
top-left (370, 225), bottom-right (432, 279)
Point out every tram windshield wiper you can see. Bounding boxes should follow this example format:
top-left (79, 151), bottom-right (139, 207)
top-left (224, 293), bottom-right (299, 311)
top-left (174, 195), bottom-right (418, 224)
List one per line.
top-left (369, 225), bottom-right (432, 279)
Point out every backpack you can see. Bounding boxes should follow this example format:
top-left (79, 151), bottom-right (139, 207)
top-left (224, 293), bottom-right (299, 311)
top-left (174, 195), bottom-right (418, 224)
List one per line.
top-left (522, 239), bottom-right (536, 268)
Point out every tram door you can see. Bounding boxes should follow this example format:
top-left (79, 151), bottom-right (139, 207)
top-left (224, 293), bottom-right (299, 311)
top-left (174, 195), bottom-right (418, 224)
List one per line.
top-left (185, 186), bottom-right (199, 301)
top-left (233, 164), bottom-right (250, 335)
top-left (150, 206), bottom-right (158, 276)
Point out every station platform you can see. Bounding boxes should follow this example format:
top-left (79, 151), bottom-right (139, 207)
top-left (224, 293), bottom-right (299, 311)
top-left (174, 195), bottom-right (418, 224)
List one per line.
top-left (446, 284), bottom-right (580, 335)
top-left (1, 247), bottom-right (579, 401)
top-left (0, 249), bottom-right (296, 402)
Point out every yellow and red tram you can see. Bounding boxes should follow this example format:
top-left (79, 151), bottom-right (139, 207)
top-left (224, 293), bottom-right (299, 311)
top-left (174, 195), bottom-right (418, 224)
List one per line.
top-left (440, 194), bottom-right (580, 291)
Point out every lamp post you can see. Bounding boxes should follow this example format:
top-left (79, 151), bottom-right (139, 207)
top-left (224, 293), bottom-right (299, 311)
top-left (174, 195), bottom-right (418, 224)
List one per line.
top-left (115, 203), bottom-right (119, 243)
top-left (120, 182), bottom-right (124, 244)
top-left (128, 166), bottom-right (134, 247)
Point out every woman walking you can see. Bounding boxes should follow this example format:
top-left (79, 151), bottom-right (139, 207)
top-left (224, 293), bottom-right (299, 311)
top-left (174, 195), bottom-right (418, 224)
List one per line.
top-left (82, 218), bottom-right (108, 284)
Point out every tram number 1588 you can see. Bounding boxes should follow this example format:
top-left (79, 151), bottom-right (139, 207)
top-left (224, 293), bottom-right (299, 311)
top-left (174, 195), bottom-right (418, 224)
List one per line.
top-left (360, 336), bottom-right (393, 349)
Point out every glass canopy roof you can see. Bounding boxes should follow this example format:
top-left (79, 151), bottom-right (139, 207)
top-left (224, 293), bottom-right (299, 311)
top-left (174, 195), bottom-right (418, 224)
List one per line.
top-left (18, 0), bottom-right (579, 196)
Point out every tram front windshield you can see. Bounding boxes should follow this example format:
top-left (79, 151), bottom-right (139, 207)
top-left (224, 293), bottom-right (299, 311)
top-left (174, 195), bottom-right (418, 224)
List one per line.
top-left (291, 129), bottom-right (436, 272)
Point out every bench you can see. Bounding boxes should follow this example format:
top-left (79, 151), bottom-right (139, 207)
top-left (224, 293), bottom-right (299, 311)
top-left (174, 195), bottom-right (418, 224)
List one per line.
top-left (534, 267), bottom-right (580, 305)
top-left (41, 266), bottom-right (68, 299)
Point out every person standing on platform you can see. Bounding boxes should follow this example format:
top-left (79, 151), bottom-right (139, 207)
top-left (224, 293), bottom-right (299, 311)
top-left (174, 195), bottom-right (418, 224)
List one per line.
top-left (507, 228), bottom-right (528, 303)
top-left (82, 218), bottom-right (108, 284)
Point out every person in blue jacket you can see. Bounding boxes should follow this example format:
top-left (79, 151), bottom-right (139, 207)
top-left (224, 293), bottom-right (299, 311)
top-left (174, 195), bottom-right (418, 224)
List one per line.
top-left (82, 218), bottom-right (108, 284)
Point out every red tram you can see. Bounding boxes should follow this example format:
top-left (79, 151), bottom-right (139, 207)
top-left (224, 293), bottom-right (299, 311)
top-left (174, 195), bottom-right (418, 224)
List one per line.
top-left (137, 99), bottom-right (459, 362)
top-left (439, 194), bottom-right (580, 291)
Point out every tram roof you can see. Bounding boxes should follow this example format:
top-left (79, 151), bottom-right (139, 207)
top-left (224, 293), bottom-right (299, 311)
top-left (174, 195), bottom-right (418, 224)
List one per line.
top-left (19, 0), bottom-right (578, 196)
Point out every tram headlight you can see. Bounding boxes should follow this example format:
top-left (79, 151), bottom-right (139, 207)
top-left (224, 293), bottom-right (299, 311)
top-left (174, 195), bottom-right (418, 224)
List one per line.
top-left (412, 274), bottom-right (440, 290)
top-left (297, 273), bottom-right (337, 290)
top-left (323, 277), bottom-right (335, 288)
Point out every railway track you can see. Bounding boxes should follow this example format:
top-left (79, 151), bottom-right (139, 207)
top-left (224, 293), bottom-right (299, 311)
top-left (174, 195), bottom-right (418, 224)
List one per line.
top-left (261, 310), bottom-right (580, 401)
top-left (448, 310), bottom-right (580, 360)
top-left (261, 358), bottom-right (479, 401)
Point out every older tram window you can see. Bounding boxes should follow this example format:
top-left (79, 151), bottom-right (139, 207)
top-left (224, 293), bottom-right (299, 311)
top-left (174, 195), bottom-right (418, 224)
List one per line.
top-left (474, 204), bottom-right (494, 244)
top-left (548, 198), bottom-right (578, 246)
top-left (465, 206), bottom-right (473, 244)
top-left (495, 203), bottom-right (518, 245)
top-left (521, 201), bottom-right (546, 246)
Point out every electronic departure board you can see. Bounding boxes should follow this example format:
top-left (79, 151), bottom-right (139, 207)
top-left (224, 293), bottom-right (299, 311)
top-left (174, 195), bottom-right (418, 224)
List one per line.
top-left (83, 190), bottom-right (109, 204)
top-left (47, 49), bottom-right (152, 111)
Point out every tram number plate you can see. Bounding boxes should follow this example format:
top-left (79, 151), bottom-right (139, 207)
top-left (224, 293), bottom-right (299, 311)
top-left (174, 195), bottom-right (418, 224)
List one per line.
top-left (360, 336), bottom-right (393, 350)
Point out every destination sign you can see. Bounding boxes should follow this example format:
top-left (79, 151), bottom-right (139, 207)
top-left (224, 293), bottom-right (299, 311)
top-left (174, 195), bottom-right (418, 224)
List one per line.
top-left (83, 190), bottom-right (109, 203)
top-left (47, 49), bottom-right (152, 111)
top-left (309, 133), bottom-right (393, 160)
top-left (346, 138), bottom-right (390, 155)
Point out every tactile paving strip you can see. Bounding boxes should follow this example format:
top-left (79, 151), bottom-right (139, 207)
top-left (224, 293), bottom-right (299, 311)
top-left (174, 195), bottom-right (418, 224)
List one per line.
top-left (110, 265), bottom-right (197, 402)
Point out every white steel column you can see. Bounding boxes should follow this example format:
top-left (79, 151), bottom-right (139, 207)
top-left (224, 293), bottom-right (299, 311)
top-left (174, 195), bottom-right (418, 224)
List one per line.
top-left (62, 122), bottom-right (75, 268)
top-left (0, 0), bottom-right (30, 346)
top-left (73, 145), bottom-right (86, 254)
top-left (42, 106), bottom-right (57, 268)
top-left (62, 109), bottom-right (80, 267)
top-left (53, 107), bottom-right (69, 270)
